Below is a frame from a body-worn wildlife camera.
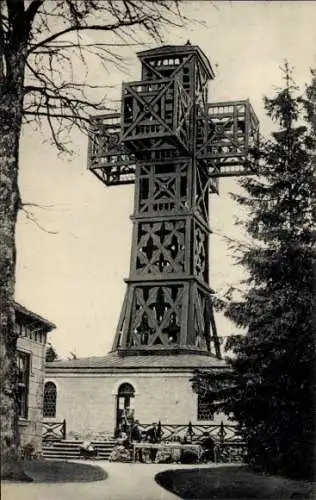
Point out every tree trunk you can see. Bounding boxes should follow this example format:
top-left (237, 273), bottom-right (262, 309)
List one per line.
top-left (0, 51), bottom-right (30, 480)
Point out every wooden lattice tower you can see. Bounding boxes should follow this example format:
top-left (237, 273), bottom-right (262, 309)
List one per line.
top-left (88, 43), bottom-right (259, 359)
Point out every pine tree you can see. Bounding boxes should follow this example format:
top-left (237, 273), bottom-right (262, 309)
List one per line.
top-left (45, 343), bottom-right (58, 363)
top-left (192, 66), bottom-right (316, 480)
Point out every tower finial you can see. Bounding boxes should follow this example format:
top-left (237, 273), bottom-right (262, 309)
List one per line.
top-left (186, 40), bottom-right (191, 45)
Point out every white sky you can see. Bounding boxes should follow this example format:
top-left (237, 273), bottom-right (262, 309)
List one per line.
top-left (16, 1), bottom-right (316, 358)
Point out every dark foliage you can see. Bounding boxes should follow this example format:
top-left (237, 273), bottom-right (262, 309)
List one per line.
top-left (192, 66), bottom-right (316, 480)
top-left (155, 466), bottom-right (315, 499)
top-left (22, 459), bottom-right (107, 482)
top-left (45, 343), bottom-right (58, 362)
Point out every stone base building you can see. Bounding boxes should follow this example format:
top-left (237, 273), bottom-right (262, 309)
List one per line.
top-left (45, 352), bottom-right (226, 440)
top-left (15, 302), bottom-right (55, 450)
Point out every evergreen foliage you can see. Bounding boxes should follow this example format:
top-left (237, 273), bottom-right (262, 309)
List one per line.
top-left (45, 343), bottom-right (58, 362)
top-left (192, 66), bottom-right (316, 480)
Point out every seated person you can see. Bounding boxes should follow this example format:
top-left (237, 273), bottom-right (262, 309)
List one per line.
top-left (185, 431), bottom-right (193, 444)
top-left (199, 432), bottom-right (215, 463)
top-left (140, 431), bottom-right (148, 442)
top-left (109, 442), bottom-right (131, 462)
top-left (79, 440), bottom-right (97, 458)
top-left (181, 434), bottom-right (193, 444)
top-left (146, 422), bottom-right (160, 443)
top-left (109, 430), bottom-right (132, 462)
top-left (117, 430), bottom-right (129, 448)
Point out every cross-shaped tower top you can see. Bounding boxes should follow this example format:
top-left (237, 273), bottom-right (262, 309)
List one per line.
top-left (88, 44), bottom-right (259, 359)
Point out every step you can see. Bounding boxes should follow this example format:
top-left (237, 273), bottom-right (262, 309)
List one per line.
top-left (42, 455), bottom-right (112, 461)
top-left (42, 439), bottom-right (116, 461)
top-left (43, 455), bottom-right (109, 461)
top-left (43, 449), bottom-right (111, 456)
top-left (43, 444), bottom-right (114, 450)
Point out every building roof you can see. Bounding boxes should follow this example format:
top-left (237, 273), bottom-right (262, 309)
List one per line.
top-left (46, 351), bottom-right (226, 372)
top-left (14, 302), bottom-right (56, 332)
top-left (137, 43), bottom-right (215, 79)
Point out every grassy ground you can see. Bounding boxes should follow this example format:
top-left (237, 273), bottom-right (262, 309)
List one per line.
top-left (19, 460), bottom-right (108, 483)
top-left (155, 465), bottom-right (315, 499)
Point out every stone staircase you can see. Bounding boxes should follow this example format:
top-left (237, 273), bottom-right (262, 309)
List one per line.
top-left (42, 439), bottom-right (116, 461)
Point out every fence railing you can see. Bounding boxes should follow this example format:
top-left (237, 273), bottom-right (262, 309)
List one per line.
top-left (137, 421), bottom-right (242, 443)
top-left (137, 421), bottom-right (247, 463)
top-left (41, 420), bottom-right (247, 462)
top-left (42, 420), bottom-right (66, 441)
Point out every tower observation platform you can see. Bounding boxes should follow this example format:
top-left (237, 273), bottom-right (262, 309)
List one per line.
top-left (88, 42), bottom-right (259, 360)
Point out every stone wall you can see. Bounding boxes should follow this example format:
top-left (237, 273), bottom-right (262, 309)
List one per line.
top-left (17, 335), bottom-right (46, 451)
top-left (44, 370), bottom-right (224, 440)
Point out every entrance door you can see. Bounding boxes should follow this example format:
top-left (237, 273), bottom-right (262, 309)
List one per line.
top-left (116, 383), bottom-right (135, 434)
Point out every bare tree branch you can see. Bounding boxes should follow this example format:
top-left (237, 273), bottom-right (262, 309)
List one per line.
top-left (212, 229), bottom-right (257, 250)
top-left (20, 206), bottom-right (59, 235)
top-left (25, 0), bottom-right (44, 25)
top-left (22, 201), bottom-right (57, 210)
top-left (1, 0), bottom-right (187, 153)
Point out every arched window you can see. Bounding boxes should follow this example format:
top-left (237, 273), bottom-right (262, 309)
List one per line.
top-left (197, 393), bottom-right (214, 421)
top-left (118, 382), bottom-right (135, 397)
top-left (43, 381), bottom-right (57, 418)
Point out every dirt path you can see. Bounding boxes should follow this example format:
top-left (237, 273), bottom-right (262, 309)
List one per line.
top-left (2, 461), bottom-right (189, 500)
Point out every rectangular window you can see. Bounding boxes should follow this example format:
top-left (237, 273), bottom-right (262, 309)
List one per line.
top-left (197, 394), bottom-right (214, 421)
top-left (17, 351), bottom-right (30, 419)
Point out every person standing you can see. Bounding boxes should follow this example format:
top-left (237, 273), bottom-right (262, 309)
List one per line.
top-left (199, 432), bottom-right (215, 463)
top-left (146, 422), bottom-right (160, 462)
top-left (131, 420), bottom-right (142, 442)
top-left (131, 420), bottom-right (143, 462)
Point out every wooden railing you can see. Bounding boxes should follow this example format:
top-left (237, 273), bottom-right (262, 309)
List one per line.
top-left (42, 420), bottom-right (66, 441)
top-left (137, 421), bottom-right (247, 463)
top-left (137, 421), bottom-right (240, 443)
top-left (41, 420), bottom-right (246, 462)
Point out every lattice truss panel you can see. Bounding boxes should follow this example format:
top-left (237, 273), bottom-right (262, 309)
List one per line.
top-left (88, 113), bottom-right (136, 186)
top-left (194, 163), bottom-right (211, 223)
top-left (137, 161), bottom-right (189, 214)
top-left (193, 221), bottom-right (209, 284)
top-left (194, 61), bottom-right (209, 110)
top-left (134, 219), bottom-right (209, 284)
top-left (135, 220), bottom-right (186, 275)
top-left (189, 284), bottom-right (209, 350)
top-left (121, 78), bottom-right (192, 152)
top-left (139, 48), bottom-right (211, 106)
top-left (113, 281), bottom-right (220, 355)
top-left (196, 100), bottom-right (259, 177)
top-left (189, 284), bottom-right (220, 357)
top-left (128, 284), bottom-right (185, 348)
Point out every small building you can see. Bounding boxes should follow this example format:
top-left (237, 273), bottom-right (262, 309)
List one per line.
top-left (45, 352), bottom-right (226, 441)
top-left (15, 302), bottom-right (55, 450)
